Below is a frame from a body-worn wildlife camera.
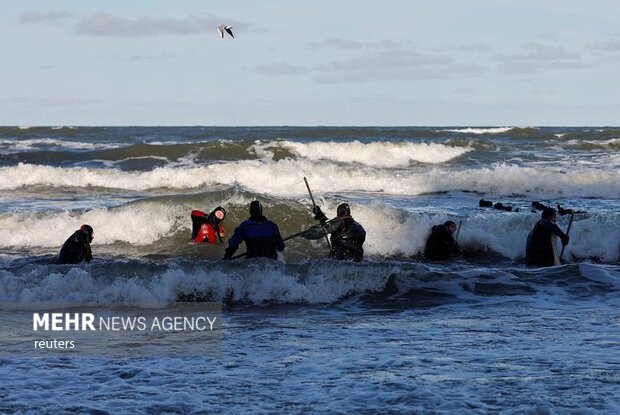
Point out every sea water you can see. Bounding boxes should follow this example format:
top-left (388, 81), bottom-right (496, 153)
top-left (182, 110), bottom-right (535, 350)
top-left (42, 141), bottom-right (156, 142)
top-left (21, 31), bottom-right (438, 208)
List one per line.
top-left (0, 127), bottom-right (618, 413)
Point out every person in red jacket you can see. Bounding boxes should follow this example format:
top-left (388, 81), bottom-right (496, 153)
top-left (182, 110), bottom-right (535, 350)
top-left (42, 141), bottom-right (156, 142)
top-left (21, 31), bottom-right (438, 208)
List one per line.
top-left (191, 207), bottom-right (227, 244)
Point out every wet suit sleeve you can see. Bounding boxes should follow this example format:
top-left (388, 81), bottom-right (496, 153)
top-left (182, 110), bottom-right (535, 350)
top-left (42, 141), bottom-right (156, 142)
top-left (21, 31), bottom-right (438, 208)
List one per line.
top-left (545, 221), bottom-right (569, 246)
top-left (84, 243), bottom-right (93, 262)
top-left (312, 206), bottom-right (328, 223)
top-left (273, 224), bottom-right (285, 252)
top-left (224, 223), bottom-right (245, 259)
top-left (321, 219), bottom-right (342, 235)
top-left (440, 235), bottom-right (454, 257)
top-left (302, 219), bottom-right (341, 240)
top-left (436, 229), bottom-right (458, 260)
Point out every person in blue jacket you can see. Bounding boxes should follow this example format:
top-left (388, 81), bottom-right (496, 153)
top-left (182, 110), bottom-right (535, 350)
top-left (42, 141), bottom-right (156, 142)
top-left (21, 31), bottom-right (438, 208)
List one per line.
top-left (223, 201), bottom-right (285, 260)
top-left (526, 208), bottom-right (569, 267)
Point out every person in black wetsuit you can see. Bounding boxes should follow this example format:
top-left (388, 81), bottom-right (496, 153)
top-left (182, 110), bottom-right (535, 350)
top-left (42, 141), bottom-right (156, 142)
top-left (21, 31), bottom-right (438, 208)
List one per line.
top-left (305, 203), bottom-right (366, 262)
top-left (58, 224), bottom-right (94, 264)
top-left (424, 221), bottom-right (458, 261)
top-left (223, 201), bottom-right (285, 260)
top-left (526, 208), bottom-right (569, 267)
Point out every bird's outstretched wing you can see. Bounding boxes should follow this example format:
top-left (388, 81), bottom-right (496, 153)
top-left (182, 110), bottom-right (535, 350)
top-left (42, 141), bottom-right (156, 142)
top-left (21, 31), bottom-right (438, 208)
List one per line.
top-left (225, 26), bottom-right (234, 38)
top-left (217, 25), bottom-right (225, 38)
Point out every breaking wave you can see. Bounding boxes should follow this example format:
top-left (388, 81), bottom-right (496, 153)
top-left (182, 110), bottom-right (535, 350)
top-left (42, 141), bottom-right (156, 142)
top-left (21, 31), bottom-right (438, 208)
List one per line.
top-left (0, 138), bottom-right (119, 152)
top-left (0, 195), bottom-right (617, 262)
top-left (261, 140), bottom-right (472, 167)
top-left (440, 127), bottom-right (514, 134)
top-left (1, 162), bottom-right (618, 199)
top-left (1, 260), bottom-right (618, 309)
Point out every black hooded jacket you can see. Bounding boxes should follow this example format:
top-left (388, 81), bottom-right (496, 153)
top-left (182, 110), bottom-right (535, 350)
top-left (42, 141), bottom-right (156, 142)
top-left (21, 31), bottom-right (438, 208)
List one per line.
top-left (424, 225), bottom-right (457, 261)
top-left (58, 230), bottom-right (93, 264)
top-left (327, 217), bottom-right (366, 261)
top-left (306, 215), bottom-right (366, 262)
top-left (526, 218), bottom-right (568, 267)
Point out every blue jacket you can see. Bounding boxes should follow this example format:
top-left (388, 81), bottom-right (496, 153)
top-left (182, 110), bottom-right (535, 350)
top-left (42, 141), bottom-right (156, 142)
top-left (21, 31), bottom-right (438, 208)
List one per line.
top-left (225, 216), bottom-right (285, 260)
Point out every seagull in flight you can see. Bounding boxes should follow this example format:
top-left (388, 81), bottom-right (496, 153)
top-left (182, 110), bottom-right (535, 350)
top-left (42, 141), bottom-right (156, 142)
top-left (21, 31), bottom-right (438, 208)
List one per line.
top-left (217, 25), bottom-right (234, 39)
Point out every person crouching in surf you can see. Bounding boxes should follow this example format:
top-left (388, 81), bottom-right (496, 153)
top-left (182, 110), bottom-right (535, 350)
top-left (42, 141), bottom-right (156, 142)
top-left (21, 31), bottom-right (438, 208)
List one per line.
top-left (191, 207), bottom-right (227, 244)
top-left (223, 201), bottom-right (285, 260)
top-left (304, 203), bottom-right (366, 262)
top-left (424, 221), bottom-right (459, 261)
top-left (58, 224), bottom-right (94, 264)
top-left (526, 208), bottom-right (569, 267)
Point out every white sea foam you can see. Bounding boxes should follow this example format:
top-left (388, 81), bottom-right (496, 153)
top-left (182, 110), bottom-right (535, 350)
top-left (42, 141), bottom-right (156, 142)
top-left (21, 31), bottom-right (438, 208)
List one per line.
top-left (1, 255), bottom-right (618, 310)
top-left (0, 205), bottom-right (183, 248)
top-left (441, 127), bottom-right (514, 134)
top-left (0, 138), bottom-right (118, 151)
top-left (1, 161), bottom-right (618, 199)
top-left (0, 261), bottom-right (391, 308)
top-left (268, 140), bottom-right (472, 167)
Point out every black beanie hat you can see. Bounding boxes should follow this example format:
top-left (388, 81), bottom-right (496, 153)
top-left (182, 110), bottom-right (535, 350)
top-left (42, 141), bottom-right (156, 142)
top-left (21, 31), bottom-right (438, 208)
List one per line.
top-left (80, 224), bottom-right (94, 235)
top-left (80, 224), bottom-right (94, 242)
top-left (249, 200), bottom-right (263, 217)
top-left (542, 207), bottom-right (556, 220)
top-left (337, 203), bottom-right (351, 217)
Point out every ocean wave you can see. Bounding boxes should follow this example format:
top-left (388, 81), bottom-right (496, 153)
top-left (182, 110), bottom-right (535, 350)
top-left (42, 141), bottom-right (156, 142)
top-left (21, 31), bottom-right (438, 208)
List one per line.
top-left (1, 260), bottom-right (618, 309)
top-left (565, 138), bottom-right (620, 151)
top-left (0, 260), bottom-right (392, 308)
top-left (1, 162), bottom-right (618, 199)
top-left (270, 140), bottom-right (471, 167)
top-left (0, 197), bottom-right (617, 262)
top-left (0, 138), bottom-right (118, 152)
top-left (441, 127), bottom-right (514, 134)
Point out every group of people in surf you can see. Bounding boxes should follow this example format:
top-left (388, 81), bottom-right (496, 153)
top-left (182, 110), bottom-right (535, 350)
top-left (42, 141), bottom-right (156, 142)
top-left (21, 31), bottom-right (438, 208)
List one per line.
top-left (57, 200), bottom-right (571, 268)
top-left (190, 200), bottom-right (367, 262)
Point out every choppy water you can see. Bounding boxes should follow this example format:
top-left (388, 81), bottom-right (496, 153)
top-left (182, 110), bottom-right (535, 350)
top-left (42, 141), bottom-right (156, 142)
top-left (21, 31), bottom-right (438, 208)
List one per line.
top-left (0, 126), bottom-right (619, 413)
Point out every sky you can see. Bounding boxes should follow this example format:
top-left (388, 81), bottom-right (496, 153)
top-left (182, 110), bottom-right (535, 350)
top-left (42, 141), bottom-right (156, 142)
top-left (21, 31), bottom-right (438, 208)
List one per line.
top-left (1, 0), bottom-right (619, 126)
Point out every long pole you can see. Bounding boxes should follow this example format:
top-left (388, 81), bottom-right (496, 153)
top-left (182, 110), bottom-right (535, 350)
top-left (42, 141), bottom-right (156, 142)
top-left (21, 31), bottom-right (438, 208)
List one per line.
top-left (455, 220), bottom-right (463, 243)
top-left (559, 212), bottom-right (574, 262)
top-left (304, 177), bottom-right (332, 251)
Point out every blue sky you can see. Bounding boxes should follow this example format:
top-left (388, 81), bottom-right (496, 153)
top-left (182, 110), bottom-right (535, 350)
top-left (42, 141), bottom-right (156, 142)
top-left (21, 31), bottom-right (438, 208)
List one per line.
top-left (1, 0), bottom-right (619, 125)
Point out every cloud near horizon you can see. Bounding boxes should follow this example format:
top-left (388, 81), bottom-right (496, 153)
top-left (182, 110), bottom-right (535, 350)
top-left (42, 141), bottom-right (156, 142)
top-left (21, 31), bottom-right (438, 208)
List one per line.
top-left (255, 63), bottom-right (309, 76)
top-left (315, 50), bottom-right (485, 83)
top-left (256, 48), bottom-right (485, 83)
top-left (587, 37), bottom-right (620, 52)
top-left (496, 42), bottom-right (590, 74)
top-left (128, 52), bottom-right (178, 62)
top-left (19, 11), bottom-right (73, 25)
top-left (307, 38), bottom-right (406, 51)
top-left (1, 96), bottom-right (101, 107)
top-left (74, 13), bottom-right (249, 37)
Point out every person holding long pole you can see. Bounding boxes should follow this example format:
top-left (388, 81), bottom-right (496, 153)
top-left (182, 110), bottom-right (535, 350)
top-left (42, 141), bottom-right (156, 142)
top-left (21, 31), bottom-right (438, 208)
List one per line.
top-left (301, 178), bottom-right (367, 262)
top-left (525, 208), bottom-right (570, 267)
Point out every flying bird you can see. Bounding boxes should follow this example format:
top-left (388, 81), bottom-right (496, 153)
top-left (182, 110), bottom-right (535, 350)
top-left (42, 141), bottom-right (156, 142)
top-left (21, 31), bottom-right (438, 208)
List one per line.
top-left (217, 25), bottom-right (234, 39)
